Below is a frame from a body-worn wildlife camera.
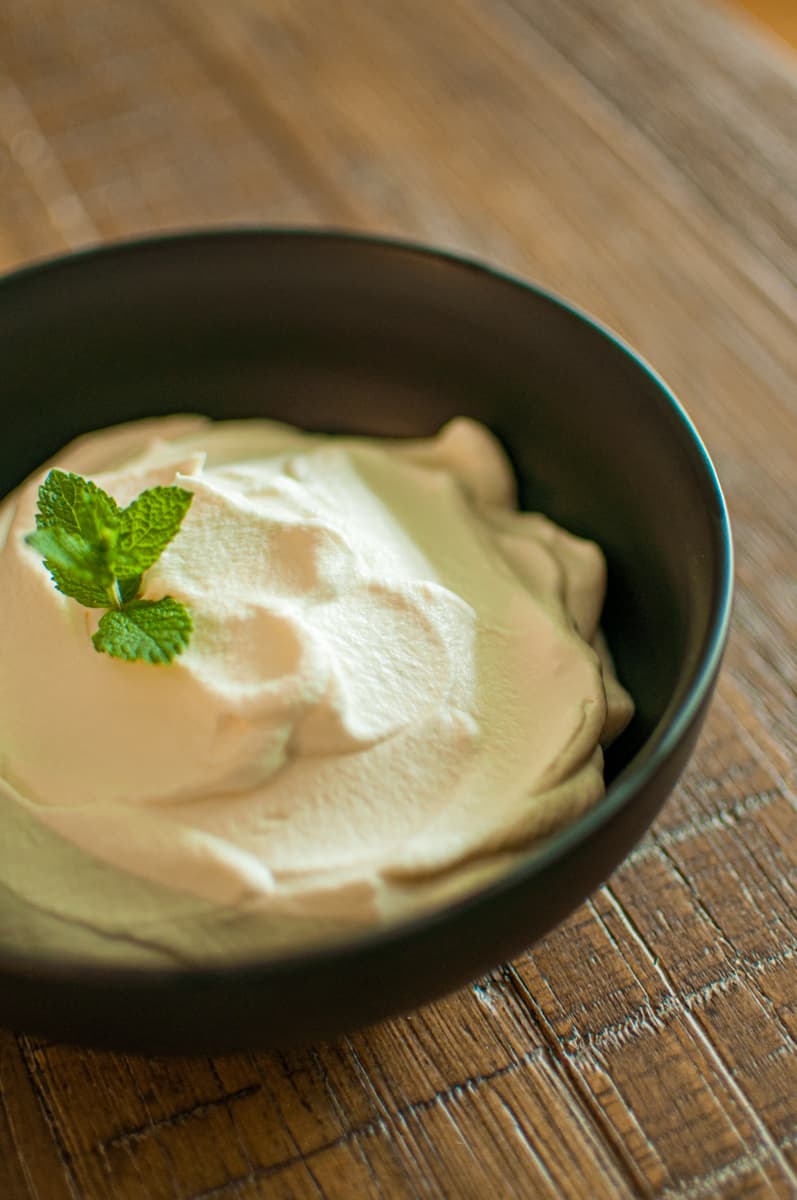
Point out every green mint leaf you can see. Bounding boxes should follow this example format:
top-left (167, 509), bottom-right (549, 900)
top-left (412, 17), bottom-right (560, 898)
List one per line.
top-left (114, 486), bottom-right (193, 576)
top-left (35, 469), bottom-right (120, 540)
top-left (48, 567), bottom-right (115, 610)
top-left (92, 597), bottom-right (193, 664)
top-left (26, 526), bottom-right (108, 581)
top-left (25, 526), bottom-right (115, 608)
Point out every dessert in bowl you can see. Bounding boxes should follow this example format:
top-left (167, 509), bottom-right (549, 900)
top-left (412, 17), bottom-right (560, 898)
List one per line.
top-left (0, 231), bottom-right (732, 1052)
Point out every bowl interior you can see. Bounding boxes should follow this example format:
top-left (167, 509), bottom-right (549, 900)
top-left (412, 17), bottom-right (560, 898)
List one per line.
top-left (0, 231), bottom-right (733, 1050)
top-left (1, 232), bottom-right (726, 785)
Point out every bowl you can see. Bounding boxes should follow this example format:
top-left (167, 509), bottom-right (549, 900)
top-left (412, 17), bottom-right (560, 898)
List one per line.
top-left (0, 230), bottom-right (732, 1053)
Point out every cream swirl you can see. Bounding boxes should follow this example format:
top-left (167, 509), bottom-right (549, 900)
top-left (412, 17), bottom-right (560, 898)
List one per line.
top-left (0, 416), bottom-right (633, 943)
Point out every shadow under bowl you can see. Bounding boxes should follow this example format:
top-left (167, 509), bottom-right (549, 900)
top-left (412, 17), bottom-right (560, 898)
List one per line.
top-left (0, 230), bottom-right (732, 1053)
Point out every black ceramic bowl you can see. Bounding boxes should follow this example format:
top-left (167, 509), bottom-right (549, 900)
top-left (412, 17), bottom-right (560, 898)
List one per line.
top-left (0, 230), bottom-right (732, 1053)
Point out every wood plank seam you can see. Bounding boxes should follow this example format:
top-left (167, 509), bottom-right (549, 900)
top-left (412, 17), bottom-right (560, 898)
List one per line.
top-left (118, 1054), bottom-right (196, 1197)
top-left (500, 964), bottom-right (656, 1195)
top-left (707, 801), bottom-right (797, 920)
top-left (603, 888), bottom-right (797, 1191)
top-left (0, 1039), bottom-right (76, 1200)
top-left (0, 1053), bottom-right (37, 1200)
top-left (181, 1122), bottom-right (797, 1200)
top-left (186, 1176), bottom-right (264, 1200)
top-left (13, 1037), bottom-right (81, 1198)
top-left (154, 1047), bottom-right (552, 1199)
top-left (554, 960), bottom-right (797, 1056)
top-left (578, 884), bottom-right (794, 1186)
top-left (624, 787), bottom-right (784, 865)
top-left (658, 1127), bottom-right (797, 1200)
top-left (492, 1092), bottom-right (560, 1194)
top-left (243, 1054), bottom-right (326, 1200)
top-left (652, 838), bottom-right (749, 955)
top-left (206, 1058), bottom-right (261, 1190)
top-left (321, 997), bottom-right (546, 1189)
top-left (657, 806), bottom-right (797, 955)
top-left (340, 1037), bottom-right (452, 1196)
top-left (399, 987), bottom-right (636, 1191)
top-left (99, 1083), bottom-right (262, 1150)
top-left (18, 1039), bottom-right (175, 1200)
top-left (305, 1044), bottom-right (388, 1196)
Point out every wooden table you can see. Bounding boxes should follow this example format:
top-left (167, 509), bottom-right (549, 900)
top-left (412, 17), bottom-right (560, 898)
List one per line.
top-left (732, 0), bottom-right (797, 52)
top-left (1, 2), bottom-right (795, 1196)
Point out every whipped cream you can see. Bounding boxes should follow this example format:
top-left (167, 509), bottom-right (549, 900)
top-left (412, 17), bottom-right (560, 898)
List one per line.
top-left (0, 416), bottom-right (632, 960)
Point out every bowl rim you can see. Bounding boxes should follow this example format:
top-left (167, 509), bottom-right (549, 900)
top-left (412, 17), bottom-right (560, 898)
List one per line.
top-left (0, 226), bottom-right (734, 984)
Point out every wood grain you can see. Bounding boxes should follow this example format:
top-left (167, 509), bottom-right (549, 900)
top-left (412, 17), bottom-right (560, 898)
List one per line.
top-left (731, 0), bottom-right (797, 51)
top-left (0, 0), bottom-right (795, 1196)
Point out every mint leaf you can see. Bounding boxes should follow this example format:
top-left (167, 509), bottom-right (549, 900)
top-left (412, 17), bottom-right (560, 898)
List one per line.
top-left (25, 525), bottom-right (115, 607)
top-left (35, 470), bottom-right (120, 540)
top-left (115, 486), bottom-right (193, 576)
top-left (26, 526), bottom-right (111, 582)
top-left (92, 597), bottom-right (193, 664)
top-left (47, 567), bottom-right (115, 610)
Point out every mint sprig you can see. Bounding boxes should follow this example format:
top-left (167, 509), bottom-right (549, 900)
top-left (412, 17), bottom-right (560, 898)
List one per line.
top-left (26, 469), bottom-right (193, 664)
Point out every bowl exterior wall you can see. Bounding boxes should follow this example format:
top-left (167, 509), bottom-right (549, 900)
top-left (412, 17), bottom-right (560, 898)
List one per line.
top-left (0, 233), bottom-right (731, 1051)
